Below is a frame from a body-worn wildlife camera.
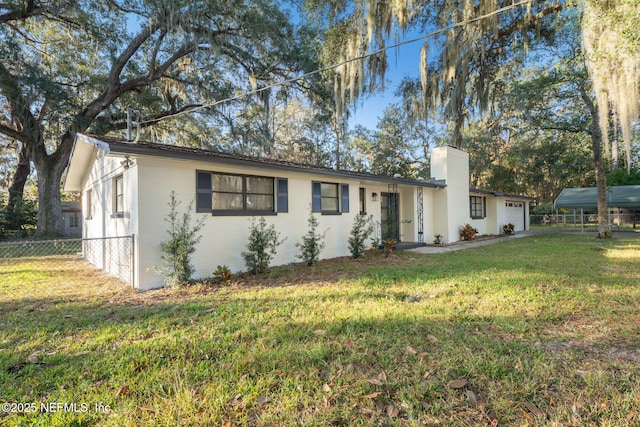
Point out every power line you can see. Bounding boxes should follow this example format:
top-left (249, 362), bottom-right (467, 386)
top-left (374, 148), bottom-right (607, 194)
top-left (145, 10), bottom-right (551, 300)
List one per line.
top-left (139, 0), bottom-right (538, 126)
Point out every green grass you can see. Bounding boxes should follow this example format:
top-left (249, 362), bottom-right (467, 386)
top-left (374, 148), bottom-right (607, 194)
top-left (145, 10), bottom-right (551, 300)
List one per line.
top-left (1, 234), bottom-right (639, 426)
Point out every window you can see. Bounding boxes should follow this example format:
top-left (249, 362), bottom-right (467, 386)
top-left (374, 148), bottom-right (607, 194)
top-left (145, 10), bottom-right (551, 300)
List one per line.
top-left (69, 212), bottom-right (79, 228)
top-left (277, 178), bottom-right (288, 213)
top-left (114, 175), bottom-right (124, 214)
top-left (196, 171), bottom-right (277, 214)
top-left (470, 196), bottom-right (486, 219)
top-left (85, 190), bottom-right (92, 220)
top-left (359, 187), bottom-right (366, 215)
top-left (312, 182), bottom-right (349, 214)
top-left (321, 182), bottom-right (339, 212)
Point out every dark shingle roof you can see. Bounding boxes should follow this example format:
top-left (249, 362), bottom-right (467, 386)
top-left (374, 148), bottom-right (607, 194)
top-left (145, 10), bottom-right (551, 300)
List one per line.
top-left (84, 134), bottom-right (447, 188)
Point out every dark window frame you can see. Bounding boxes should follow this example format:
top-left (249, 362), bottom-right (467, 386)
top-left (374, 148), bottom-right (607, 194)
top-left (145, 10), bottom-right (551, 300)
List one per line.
top-left (200, 171), bottom-right (277, 216)
top-left (69, 212), bottom-right (80, 228)
top-left (359, 187), bottom-right (366, 215)
top-left (469, 195), bottom-right (486, 219)
top-left (312, 181), bottom-right (348, 215)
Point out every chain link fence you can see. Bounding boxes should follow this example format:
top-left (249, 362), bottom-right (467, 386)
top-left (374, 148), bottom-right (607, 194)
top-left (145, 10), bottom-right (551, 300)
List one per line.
top-left (0, 236), bottom-right (134, 284)
top-left (530, 212), bottom-right (639, 231)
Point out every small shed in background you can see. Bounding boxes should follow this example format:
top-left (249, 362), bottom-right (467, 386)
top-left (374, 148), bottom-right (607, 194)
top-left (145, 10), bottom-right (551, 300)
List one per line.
top-left (61, 201), bottom-right (82, 237)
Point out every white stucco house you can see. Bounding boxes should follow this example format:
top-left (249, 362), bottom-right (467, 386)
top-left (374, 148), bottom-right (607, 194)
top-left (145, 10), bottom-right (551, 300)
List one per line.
top-left (63, 134), bottom-right (531, 290)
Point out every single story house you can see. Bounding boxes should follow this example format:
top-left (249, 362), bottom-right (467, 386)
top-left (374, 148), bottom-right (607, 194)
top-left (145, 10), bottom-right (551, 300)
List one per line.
top-left (63, 134), bottom-right (532, 290)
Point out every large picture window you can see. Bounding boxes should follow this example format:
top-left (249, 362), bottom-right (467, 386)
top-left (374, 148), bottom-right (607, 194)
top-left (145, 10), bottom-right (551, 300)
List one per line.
top-left (470, 195), bottom-right (486, 219)
top-left (197, 171), bottom-right (275, 214)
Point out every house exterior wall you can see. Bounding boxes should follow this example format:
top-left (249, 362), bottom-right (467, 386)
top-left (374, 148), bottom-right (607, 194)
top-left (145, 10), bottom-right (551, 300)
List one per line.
top-left (134, 156), bottom-right (396, 290)
top-left (81, 154), bottom-right (136, 284)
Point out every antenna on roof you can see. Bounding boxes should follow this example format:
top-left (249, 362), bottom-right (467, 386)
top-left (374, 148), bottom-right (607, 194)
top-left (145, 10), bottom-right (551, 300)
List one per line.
top-left (126, 107), bottom-right (132, 141)
top-left (126, 106), bottom-right (142, 143)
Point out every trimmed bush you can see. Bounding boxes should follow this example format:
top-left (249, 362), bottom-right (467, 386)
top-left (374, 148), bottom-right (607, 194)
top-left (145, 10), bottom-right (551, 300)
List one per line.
top-left (296, 211), bottom-right (326, 266)
top-left (157, 192), bottom-right (205, 287)
top-left (349, 215), bottom-right (373, 258)
top-left (242, 217), bottom-right (285, 274)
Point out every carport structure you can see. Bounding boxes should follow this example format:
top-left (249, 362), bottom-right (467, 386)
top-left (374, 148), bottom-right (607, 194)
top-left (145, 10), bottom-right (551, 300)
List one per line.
top-left (554, 185), bottom-right (640, 229)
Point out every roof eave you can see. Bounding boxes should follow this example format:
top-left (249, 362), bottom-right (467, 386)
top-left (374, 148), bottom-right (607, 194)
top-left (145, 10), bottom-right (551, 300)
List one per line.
top-left (105, 139), bottom-right (446, 188)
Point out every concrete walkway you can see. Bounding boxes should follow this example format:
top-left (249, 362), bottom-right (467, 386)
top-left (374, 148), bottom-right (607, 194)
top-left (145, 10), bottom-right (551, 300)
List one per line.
top-left (408, 232), bottom-right (532, 254)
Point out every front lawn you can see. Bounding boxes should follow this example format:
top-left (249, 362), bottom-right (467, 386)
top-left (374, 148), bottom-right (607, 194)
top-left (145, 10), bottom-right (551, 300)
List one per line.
top-left (1, 234), bottom-right (639, 426)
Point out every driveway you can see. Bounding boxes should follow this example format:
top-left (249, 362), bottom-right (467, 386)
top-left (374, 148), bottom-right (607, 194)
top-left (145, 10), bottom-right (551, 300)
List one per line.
top-left (408, 232), bottom-right (532, 254)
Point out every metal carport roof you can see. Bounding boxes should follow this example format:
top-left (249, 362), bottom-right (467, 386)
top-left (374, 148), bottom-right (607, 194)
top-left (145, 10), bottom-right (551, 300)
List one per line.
top-left (554, 185), bottom-right (640, 210)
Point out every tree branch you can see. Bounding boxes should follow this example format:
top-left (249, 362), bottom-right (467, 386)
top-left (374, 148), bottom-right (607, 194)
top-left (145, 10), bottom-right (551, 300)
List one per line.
top-left (0, 122), bottom-right (26, 142)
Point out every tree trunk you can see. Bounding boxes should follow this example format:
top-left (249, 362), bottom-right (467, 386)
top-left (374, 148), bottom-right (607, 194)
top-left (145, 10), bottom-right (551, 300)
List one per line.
top-left (33, 158), bottom-right (66, 237)
top-left (7, 142), bottom-right (31, 211)
top-left (580, 87), bottom-right (611, 238)
top-left (32, 134), bottom-right (74, 238)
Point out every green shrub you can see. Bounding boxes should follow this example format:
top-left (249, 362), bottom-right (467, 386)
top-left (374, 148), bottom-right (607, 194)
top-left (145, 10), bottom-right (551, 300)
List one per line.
top-left (242, 217), bottom-right (286, 274)
top-left (532, 203), bottom-right (553, 215)
top-left (349, 215), bottom-right (373, 258)
top-left (0, 194), bottom-right (37, 239)
top-left (296, 211), bottom-right (325, 266)
top-left (157, 192), bottom-right (205, 287)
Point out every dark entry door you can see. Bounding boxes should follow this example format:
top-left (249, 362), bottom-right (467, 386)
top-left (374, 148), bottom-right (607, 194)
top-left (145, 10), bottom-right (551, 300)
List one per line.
top-left (381, 192), bottom-right (400, 241)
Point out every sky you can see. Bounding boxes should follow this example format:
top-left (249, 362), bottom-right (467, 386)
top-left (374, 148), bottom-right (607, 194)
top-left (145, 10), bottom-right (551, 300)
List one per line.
top-left (349, 38), bottom-right (424, 131)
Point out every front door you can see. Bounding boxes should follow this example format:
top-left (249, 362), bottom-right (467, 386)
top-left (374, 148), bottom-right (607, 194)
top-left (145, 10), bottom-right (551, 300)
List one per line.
top-left (381, 192), bottom-right (400, 241)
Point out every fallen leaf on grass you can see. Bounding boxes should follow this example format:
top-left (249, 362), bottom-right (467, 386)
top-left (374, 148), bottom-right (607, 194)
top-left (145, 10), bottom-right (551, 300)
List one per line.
top-left (626, 412), bottom-right (637, 421)
top-left (359, 392), bottom-right (381, 399)
top-left (405, 345), bottom-right (417, 355)
top-left (368, 371), bottom-right (387, 385)
top-left (367, 378), bottom-right (384, 386)
top-left (322, 383), bottom-right (332, 393)
top-left (385, 404), bottom-right (399, 417)
top-left (523, 402), bottom-right (545, 418)
top-left (27, 352), bottom-right (41, 364)
top-left (255, 395), bottom-right (270, 405)
top-left (447, 379), bottom-right (468, 389)
top-left (313, 329), bottom-right (326, 336)
top-left (466, 389), bottom-right (477, 407)
top-left (115, 385), bottom-right (130, 398)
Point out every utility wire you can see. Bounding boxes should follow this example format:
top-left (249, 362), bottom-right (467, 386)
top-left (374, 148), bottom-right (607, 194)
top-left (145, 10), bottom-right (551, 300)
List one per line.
top-left (139, 0), bottom-right (537, 126)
